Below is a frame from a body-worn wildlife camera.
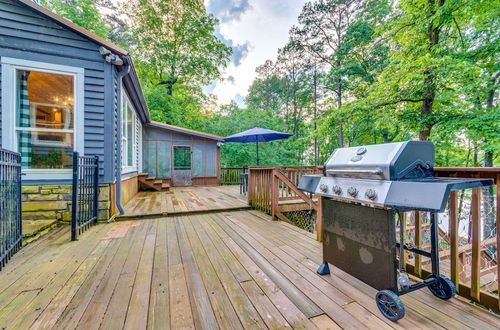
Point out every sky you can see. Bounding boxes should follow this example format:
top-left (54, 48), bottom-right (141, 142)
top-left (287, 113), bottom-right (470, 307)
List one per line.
top-left (205, 0), bottom-right (307, 106)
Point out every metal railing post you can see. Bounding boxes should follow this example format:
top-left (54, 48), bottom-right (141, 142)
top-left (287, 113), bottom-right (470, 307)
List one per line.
top-left (71, 151), bottom-right (79, 241)
top-left (93, 156), bottom-right (99, 224)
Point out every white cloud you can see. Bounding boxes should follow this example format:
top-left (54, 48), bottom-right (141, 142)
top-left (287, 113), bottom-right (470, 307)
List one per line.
top-left (207, 0), bottom-right (307, 106)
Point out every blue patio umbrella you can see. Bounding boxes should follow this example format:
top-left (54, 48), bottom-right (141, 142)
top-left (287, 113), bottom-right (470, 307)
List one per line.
top-left (224, 127), bottom-right (292, 165)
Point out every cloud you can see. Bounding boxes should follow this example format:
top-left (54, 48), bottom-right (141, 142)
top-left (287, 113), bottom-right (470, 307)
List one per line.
top-left (231, 43), bottom-right (250, 66)
top-left (226, 75), bottom-right (236, 84)
top-left (207, 0), bottom-right (251, 23)
top-left (215, 26), bottom-right (251, 66)
top-left (234, 93), bottom-right (245, 106)
top-left (202, 80), bottom-right (217, 94)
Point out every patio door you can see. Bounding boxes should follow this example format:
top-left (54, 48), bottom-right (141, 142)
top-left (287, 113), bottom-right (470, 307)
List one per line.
top-left (172, 145), bottom-right (192, 186)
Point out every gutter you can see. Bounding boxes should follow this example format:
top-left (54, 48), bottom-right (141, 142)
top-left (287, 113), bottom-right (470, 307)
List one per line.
top-left (115, 55), bottom-right (131, 215)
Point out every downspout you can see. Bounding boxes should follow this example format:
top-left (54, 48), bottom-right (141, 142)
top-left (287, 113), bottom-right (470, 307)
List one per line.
top-left (115, 56), bottom-right (131, 215)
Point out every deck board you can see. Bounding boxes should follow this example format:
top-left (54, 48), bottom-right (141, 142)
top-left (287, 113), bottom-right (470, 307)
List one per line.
top-left (122, 186), bottom-right (249, 217)
top-left (0, 209), bottom-right (498, 329)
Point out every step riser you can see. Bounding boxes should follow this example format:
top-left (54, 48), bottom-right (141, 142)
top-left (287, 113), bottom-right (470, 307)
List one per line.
top-left (139, 177), bottom-right (170, 192)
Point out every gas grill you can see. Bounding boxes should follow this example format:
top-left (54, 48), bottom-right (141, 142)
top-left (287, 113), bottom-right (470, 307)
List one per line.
top-left (298, 141), bottom-right (494, 321)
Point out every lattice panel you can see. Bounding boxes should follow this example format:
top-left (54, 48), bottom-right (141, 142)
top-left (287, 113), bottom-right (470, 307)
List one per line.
top-left (282, 210), bottom-right (316, 233)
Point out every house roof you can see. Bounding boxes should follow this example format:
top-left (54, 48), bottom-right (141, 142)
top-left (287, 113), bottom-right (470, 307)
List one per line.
top-left (147, 121), bottom-right (224, 141)
top-left (17, 0), bottom-right (128, 56)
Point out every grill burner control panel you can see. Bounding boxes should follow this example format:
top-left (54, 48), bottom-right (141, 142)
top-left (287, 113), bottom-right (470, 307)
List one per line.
top-left (302, 176), bottom-right (391, 206)
top-left (299, 174), bottom-right (493, 212)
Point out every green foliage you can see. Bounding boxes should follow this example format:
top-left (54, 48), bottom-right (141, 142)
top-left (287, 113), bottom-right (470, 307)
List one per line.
top-left (42, 0), bottom-right (499, 167)
top-left (41, 0), bottom-right (108, 38)
top-left (128, 0), bottom-right (231, 93)
top-left (127, 0), bottom-right (231, 133)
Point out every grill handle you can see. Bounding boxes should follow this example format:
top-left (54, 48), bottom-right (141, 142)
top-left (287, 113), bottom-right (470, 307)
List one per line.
top-left (326, 169), bottom-right (383, 176)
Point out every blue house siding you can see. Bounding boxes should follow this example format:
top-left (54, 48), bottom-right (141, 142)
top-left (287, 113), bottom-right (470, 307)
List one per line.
top-left (0, 0), bottom-right (116, 183)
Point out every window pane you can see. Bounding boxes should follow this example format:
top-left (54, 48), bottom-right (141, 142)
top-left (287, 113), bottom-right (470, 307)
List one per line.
top-left (18, 131), bottom-right (73, 169)
top-left (16, 70), bottom-right (74, 169)
top-left (17, 71), bottom-right (74, 129)
top-left (127, 105), bottom-right (134, 166)
top-left (173, 146), bottom-right (191, 170)
top-left (122, 97), bottom-right (127, 138)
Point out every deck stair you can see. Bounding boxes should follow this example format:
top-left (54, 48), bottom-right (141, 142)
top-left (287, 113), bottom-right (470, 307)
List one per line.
top-left (138, 173), bottom-right (170, 192)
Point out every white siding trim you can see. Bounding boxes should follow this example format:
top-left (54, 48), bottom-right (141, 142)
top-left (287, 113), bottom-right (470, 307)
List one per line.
top-left (121, 89), bottom-right (140, 174)
top-left (136, 116), bottom-right (142, 173)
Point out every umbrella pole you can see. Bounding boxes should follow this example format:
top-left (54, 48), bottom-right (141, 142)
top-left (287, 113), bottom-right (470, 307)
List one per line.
top-left (256, 141), bottom-right (259, 165)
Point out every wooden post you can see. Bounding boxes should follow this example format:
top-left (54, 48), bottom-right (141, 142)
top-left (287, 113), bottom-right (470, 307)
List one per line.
top-left (471, 187), bottom-right (481, 302)
top-left (271, 170), bottom-right (278, 220)
top-left (316, 196), bottom-right (323, 242)
top-left (414, 211), bottom-right (422, 277)
top-left (449, 191), bottom-right (459, 288)
top-left (401, 212), bottom-right (407, 267)
top-left (247, 168), bottom-right (253, 206)
top-left (496, 174), bottom-right (500, 311)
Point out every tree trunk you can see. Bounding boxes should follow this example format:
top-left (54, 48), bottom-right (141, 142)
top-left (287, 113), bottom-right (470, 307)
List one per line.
top-left (313, 66), bottom-right (318, 165)
top-left (337, 76), bottom-right (344, 147)
top-left (482, 71), bottom-right (498, 240)
top-left (292, 74), bottom-right (298, 137)
top-left (419, 0), bottom-right (445, 141)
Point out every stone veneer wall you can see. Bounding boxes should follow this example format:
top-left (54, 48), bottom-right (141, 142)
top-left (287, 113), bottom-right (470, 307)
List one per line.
top-left (22, 184), bottom-right (112, 227)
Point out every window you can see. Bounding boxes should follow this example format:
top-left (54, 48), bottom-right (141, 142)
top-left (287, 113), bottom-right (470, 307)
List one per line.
top-left (17, 71), bottom-right (74, 169)
top-left (121, 92), bottom-right (137, 172)
top-left (1, 58), bottom-right (84, 179)
top-left (173, 146), bottom-right (192, 171)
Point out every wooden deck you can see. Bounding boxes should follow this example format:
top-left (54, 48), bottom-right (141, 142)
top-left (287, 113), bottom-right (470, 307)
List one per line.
top-left (121, 185), bottom-right (250, 218)
top-left (0, 210), bottom-right (498, 329)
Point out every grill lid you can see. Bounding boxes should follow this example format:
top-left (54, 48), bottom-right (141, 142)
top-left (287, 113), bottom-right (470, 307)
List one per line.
top-left (324, 141), bottom-right (434, 180)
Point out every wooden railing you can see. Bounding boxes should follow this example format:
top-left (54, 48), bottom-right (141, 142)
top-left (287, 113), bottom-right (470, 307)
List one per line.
top-left (220, 167), bottom-right (244, 185)
top-left (247, 165), bottom-right (500, 312)
top-left (248, 166), bottom-right (322, 214)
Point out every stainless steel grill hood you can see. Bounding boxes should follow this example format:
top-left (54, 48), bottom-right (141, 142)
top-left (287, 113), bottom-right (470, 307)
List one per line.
top-left (298, 141), bottom-right (493, 212)
top-left (324, 141), bottom-right (434, 180)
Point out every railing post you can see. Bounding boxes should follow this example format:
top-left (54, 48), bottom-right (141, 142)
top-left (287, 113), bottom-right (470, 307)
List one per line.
top-left (401, 212), bottom-right (407, 266)
top-left (93, 156), bottom-right (99, 224)
top-left (71, 151), bottom-right (79, 241)
top-left (414, 211), bottom-right (422, 277)
top-left (17, 151), bottom-right (22, 249)
top-left (471, 187), bottom-right (481, 302)
top-left (271, 170), bottom-right (278, 220)
top-left (497, 173), bottom-right (500, 312)
top-left (449, 191), bottom-right (459, 288)
top-left (247, 168), bottom-right (253, 206)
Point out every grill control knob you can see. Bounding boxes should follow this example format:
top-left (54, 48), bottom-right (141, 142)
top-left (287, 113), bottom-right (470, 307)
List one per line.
top-left (332, 185), bottom-right (342, 195)
top-left (319, 184), bottom-right (329, 193)
top-left (365, 189), bottom-right (377, 200)
top-left (347, 187), bottom-right (358, 197)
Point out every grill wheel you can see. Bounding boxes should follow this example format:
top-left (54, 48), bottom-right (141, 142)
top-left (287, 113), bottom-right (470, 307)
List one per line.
top-left (427, 274), bottom-right (456, 300)
top-left (375, 289), bottom-right (405, 321)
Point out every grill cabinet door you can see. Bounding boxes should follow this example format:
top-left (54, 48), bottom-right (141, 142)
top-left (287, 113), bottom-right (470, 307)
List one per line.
top-left (322, 199), bottom-right (397, 291)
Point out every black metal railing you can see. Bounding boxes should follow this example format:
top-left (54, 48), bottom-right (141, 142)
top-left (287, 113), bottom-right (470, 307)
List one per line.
top-left (0, 148), bottom-right (22, 269)
top-left (71, 152), bottom-right (99, 241)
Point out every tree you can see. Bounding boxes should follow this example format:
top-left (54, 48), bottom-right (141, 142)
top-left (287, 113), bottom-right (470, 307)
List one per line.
top-left (128, 0), bottom-right (231, 96)
top-left (296, 0), bottom-right (366, 147)
top-left (367, 0), bottom-right (499, 142)
top-left (42, 0), bottom-right (108, 37)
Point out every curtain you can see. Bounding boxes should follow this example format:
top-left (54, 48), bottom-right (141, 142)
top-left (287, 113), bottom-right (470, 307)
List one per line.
top-left (17, 71), bottom-right (31, 168)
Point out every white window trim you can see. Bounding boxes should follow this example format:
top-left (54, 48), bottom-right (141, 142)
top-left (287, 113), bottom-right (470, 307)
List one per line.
top-left (1, 57), bottom-right (84, 180)
top-left (121, 90), bottom-right (139, 174)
